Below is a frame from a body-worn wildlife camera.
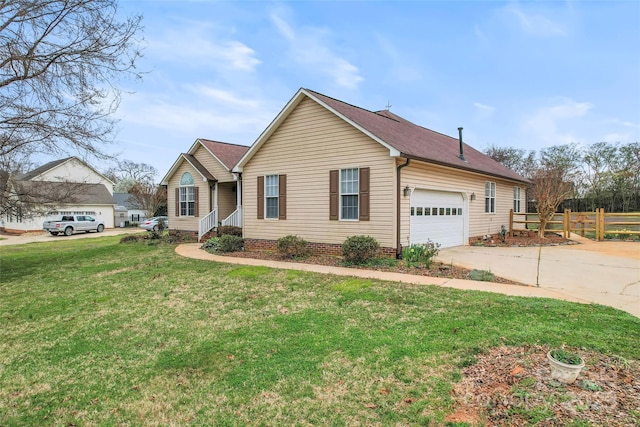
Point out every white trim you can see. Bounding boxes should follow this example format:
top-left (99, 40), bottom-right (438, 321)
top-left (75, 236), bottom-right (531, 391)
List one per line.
top-left (264, 174), bottom-right (279, 219)
top-left (339, 167), bottom-right (359, 221)
top-left (161, 153), bottom-right (211, 185)
top-left (485, 181), bottom-right (496, 214)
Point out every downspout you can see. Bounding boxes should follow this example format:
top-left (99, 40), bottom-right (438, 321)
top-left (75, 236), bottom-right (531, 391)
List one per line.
top-left (396, 157), bottom-right (410, 258)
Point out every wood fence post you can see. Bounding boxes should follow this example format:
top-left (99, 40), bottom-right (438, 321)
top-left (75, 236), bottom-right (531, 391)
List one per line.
top-left (509, 209), bottom-right (514, 237)
top-left (598, 208), bottom-right (605, 242)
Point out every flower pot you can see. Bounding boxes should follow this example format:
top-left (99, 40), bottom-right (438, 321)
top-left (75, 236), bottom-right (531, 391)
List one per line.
top-left (547, 351), bottom-right (584, 384)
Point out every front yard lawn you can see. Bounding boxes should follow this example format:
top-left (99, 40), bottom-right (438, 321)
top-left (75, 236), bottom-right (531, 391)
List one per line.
top-left (1, 237), bottom-right (638, 425)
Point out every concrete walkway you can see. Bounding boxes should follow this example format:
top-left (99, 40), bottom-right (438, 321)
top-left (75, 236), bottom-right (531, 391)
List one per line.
top-left (436, 237), bottom-right (639, 317)
top-left (175, 243), bottom-right (598, 309)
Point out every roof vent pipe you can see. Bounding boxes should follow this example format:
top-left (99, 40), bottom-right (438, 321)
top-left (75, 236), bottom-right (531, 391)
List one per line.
top-left (458, 127), bottom-right (465, 161)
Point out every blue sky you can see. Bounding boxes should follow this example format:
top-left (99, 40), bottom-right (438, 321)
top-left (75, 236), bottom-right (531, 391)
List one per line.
top-left (113, 0), bottom-right (640, 179)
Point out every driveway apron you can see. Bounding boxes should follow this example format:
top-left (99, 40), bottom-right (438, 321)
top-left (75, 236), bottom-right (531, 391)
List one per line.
top-left (436, 240), bottom-right (640, 317)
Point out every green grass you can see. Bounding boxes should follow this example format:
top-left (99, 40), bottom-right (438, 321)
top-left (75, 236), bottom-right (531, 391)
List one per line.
top-left (1, 237), bottom-right (639, 425)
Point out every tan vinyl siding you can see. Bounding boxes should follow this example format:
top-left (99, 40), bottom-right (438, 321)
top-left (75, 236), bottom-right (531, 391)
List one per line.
top-left (399, 159), bottom-right (520, 246)
top-left (192, 145), bottom-right (235, 182)
top-left (217, 182), bottom-right (237, 221)
top-left (167, 162), bottom-right (210, 231)
top-left (243, 97), bottom-right (397, 248)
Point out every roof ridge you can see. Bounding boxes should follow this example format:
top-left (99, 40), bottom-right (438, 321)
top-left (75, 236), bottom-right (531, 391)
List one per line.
top-left (197, 138), bottom-right (248, 148)
top-left (306, 88), bottom-right (405, 125)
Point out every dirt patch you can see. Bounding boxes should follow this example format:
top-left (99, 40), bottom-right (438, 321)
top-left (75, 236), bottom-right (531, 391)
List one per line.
top-left (448, 345), bottom-right (640, 426)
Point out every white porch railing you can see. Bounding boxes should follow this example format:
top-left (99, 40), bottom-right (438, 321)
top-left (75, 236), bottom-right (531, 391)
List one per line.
top-left (198, 208), bottom-right (218, 241)
top-left (221, 207), bottom-right (242, 227)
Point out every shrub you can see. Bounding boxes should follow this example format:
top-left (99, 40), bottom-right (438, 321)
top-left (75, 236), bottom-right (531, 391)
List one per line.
top-left (120, 234), bottom-right (146, 243)
top-left (469, 269), bottom-right (495, 282)
top-left (277, 235), bottom-right (310, 259)
top-left (402, 240), bottom-right (440, 268)
top-left (200, 237), bottom-right (220, 253)
top-left (217, 226), bottom-right (242, 237)
top-left (342, 235), bottom-right (379, 265)
top-left (218, 234), bottom-right (244, 252)
top-left (164, 230), bottom-right (197, 243)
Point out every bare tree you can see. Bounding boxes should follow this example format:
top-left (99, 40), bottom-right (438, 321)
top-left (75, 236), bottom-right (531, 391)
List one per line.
top-left (128, 182), bottom-right (166, 218)
top-left (529, 166), bottom-right (574, 238)
top-left (104, 160), bottom-right (157, 192)
top-left (0, 0), bottom-right (144, 216)
top-left (484, 145), bottom-right (537, 178)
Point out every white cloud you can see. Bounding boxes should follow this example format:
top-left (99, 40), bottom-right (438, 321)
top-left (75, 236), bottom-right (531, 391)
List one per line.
top-left (523, 98), bottom-right (593, 145)
top-left (501, 3), bottom-right (567, 37)
top-left (149, 23), bottom-right (260, 72)
top-left (269, 11), bottom-right (363, 89)
top-left (194, 86), bottom-right (262, 109)
top-left (473, 102), bottom-right (495, 121)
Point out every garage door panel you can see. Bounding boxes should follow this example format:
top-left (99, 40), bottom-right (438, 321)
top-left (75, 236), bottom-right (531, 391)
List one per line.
top-left (410, 190), bottom-right (464, 248)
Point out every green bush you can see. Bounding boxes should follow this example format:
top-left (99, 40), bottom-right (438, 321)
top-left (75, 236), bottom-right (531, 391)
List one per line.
top-left (342, 235), bottom-right (379, 265)
top-left (217, 226), bottom-right (242, 237)
top-left (277, 235), bottom-right (310, 259)
top-left (218, 234), bottom-right (244, 252)
top-left (200, 237), bottom-right (220, 253)
top-left (469, 269), bottom-right (495, 282)
top-left (402, 240), bottom-right (440, 268)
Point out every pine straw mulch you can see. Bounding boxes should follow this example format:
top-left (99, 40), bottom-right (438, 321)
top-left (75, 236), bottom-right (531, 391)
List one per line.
top-left (446, 345), bottom-right (640, 426)
top-left (470, 231), bottom-right (578, 247)
top-left (213, 232), bottom-right (580, 286)
top-left (216, 249), bottom-right (525, 286)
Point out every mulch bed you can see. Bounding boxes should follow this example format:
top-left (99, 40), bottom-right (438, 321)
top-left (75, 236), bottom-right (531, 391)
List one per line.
top-left (470, 231), bottom-right (577, 247)
top-left (446, 345), bottom-right (640, 426)
top-left (220, 248), bottom-right (529, 284)
top-left (211, 232), bottom-right (580, 286)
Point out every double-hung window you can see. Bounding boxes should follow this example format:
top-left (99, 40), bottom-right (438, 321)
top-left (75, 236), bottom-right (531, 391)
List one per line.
top-left (265, 175), bottom-right (279, 219)
top-left (513, 186), bottom-right (522, 213)
top-left (485, 181), bottom-right (496, 214)
top-left (340, 168), bottom-right (359, 220)
top-left (180, 172), bottom-right (195, 216)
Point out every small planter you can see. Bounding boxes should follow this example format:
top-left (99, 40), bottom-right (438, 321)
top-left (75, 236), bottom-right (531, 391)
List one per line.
top-left (547, 350), bottom-right (585, 384)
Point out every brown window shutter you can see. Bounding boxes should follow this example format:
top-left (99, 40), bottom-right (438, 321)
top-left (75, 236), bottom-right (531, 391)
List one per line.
top-left (175, 188), bottom-right (180, 217)
top-left (194, 187), bottom-right (199, 217)
top-left (278, 174), bottom-right (287, 220)
top-left (359, 167), bottom-right (370, 221)
top-left (329, 170), bottom-right (339, 220)
top-left (257, 176), bottom-right (264, 219)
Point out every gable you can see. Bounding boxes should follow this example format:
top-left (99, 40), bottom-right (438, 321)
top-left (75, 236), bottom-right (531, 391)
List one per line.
top-left (235, 88), bottom-right (528, 184)
top-left (161, 139), bottom-right (248, 185)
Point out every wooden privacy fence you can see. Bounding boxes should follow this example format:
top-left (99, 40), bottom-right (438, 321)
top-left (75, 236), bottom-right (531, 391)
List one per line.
top-left (509, 209), bottom-right (640, 241)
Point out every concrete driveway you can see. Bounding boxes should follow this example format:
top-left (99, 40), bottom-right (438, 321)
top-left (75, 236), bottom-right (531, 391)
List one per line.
top-left (0, 228), bottom-right (146, 246)
top-left (436, 237), bottom-right (640, 317)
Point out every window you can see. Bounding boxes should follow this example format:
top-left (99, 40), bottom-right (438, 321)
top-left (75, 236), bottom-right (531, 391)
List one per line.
top-left (341, 168), bottom-right (359, 220)
top-left (485, 181), bottom-right (496, 214)
top-left (514, 186), bottom-right (522, 213)
top-left (265, 175), bottom-right (279, 219)
top-left (180, 172), bottom-right (195, 216)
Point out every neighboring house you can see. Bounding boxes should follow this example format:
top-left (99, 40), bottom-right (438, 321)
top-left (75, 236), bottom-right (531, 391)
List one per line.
top-left (164, 88), bottom-right (529, 253)
top-left (160, 139), bottom-right (249, 239)
top-left (1, 157), bottom-right (116, 233)
top-left (113, 193), bottom-right (147, 223)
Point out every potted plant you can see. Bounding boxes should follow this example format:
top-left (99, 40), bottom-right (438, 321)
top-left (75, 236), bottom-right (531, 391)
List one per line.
top-left (547, 347), bottom-right (585, 384)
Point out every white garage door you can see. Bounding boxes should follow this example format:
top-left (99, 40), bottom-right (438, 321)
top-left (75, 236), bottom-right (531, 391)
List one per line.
top-left (410, 190), bottom-right (464, 248)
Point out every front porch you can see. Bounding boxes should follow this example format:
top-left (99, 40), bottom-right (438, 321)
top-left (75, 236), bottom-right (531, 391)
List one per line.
top-left (198, 180), bottom-right (243, 241)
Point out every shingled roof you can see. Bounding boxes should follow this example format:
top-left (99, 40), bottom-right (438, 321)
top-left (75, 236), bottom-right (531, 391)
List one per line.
top-left (199, 139), bottom-right (249, 170)
top-left (304, 89), bottom-right (528, 183)
top-left (18, 157), bottom-right (73, 180)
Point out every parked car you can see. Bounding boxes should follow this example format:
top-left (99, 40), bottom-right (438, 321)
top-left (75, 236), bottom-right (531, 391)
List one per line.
top-left (139, 216), bottom-right (168, 231)
top-left (43, 215), bottom-right (105, 236)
